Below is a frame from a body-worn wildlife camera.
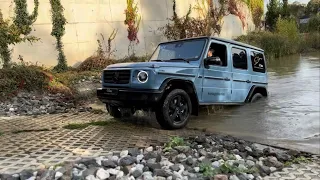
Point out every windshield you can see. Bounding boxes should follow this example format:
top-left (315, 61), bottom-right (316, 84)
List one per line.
top-left (150, 39), bottom-right (206, 61)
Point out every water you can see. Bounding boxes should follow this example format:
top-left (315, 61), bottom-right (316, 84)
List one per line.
top-left (188, 52), bottom-right (320, 154)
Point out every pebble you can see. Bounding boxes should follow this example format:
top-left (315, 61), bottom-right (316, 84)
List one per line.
top-left (96, 168), bottom-right (110, 180)
top-left (230, 175), bottom-right (240, 180)
top-left (120, 150), bottom-right (129, 157)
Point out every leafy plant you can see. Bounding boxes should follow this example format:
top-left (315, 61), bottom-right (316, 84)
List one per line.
top-left (50, 0), bottom-right (68, 72)
top-left (164, 136), bottom-right (185, 151)
top-left (200, 163), bottom-right (215, 177)
top-left (124, 0), bottom-right (141, 55)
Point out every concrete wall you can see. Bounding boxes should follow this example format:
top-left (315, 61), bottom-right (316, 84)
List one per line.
top-left (0, 0), bottom-right (256, 67)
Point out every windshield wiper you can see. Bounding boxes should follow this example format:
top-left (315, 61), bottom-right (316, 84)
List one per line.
top-left (169, 58), bottom-right (190, 63)
top-left (151, 59), bottom-right (165, 62)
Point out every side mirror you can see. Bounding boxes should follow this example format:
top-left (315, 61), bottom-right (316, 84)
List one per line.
top-left (204, 56), bottom-right (222, 67)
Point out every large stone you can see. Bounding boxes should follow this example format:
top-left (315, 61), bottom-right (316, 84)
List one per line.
top-left (39, 170), bottom-right (55, 180)
top-left (131, 169), bottom-right (143, 178)
top-left (154, 169), bottom-right (171, 177)
top-left (170, 164), bottom-right (180, 172)
top-left (264, 156), bottom-right (284, 168)
top-left (175, 154), bottom-right (187, 162)
top-left (198, 149), bottom-right (207, 156)
top-left (144, 152), bottom-right (158, 160)
top-left (146, 163), bottom-right (161, 172)
top-left (119, 156), bottom-right (135, 166)
top-left (174, 146), bottom-right (191, 153)
top-left (55, 172), bottom-right (63, 180)
top-left (102, 160), bottom-right (117, 168)
top-left (186, 157), bottom-right (194, 166)
top-left (120, 150), bottom-right (129, 158)
top-left (213, 174), bottom-right (228, 180)
top-left (223, 141), bottom-right (236, 150)
top-left (0, 174), bottom-right (20, 180)
top-left (258, 165), bottom-right (271, 175)
top-left (78, 159), bottom-right (100, 167)
top-left (19, 170), bottom-right (34, 180)
top-left (246, 160), bottom-right (256, 168)
top-left (172, 171), bottom-right (183, 180)
top-left (229, 175), bottom-right (240, 180)
top-left (82, 167), bottom-right (99, 178)
top-left (276, 153), bottom-right (291, 162)
top-left (128, 148), bottom-right (141, 157)
top-left (96, 168), bottom-right (110, 180)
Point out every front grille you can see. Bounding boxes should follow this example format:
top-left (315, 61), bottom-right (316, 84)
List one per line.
top-left (103, 70), bottom-right (131, 84)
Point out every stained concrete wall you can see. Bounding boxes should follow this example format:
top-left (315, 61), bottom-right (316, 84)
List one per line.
top-left (0, 0), bottom-right (255, 67)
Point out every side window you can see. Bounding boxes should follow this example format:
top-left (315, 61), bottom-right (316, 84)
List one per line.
top-left (206, 42), bottom-right (228, 67)
top-left (251, 51), bottom-right (266, 73)
top-left (232, 47), bottom-right (248, 70)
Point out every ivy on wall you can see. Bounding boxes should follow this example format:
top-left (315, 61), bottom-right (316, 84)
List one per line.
top-left (0, 0), bottom-right (39, 68)
top-left (13, 0), bottom-right (39, 35)
top-left (49, 0), bottom-right (67, 72)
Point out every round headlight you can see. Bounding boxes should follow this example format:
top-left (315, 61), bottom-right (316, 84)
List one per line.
top-left (137, 70), bottom-right (148, 83)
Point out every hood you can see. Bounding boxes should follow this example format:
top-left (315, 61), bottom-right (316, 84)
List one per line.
top-left (105, 61), bottom-right (199, 69)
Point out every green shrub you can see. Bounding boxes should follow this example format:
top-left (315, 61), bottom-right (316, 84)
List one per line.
top-left (0, 64), bottom-right (49, 100)
top-left (276, 17), bottom-right (299, 41)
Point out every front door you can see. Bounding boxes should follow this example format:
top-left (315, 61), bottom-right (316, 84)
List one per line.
top-left (201, 41), bottom-right (232, 104)
top-left (230, 45), bottom-right (252, 102)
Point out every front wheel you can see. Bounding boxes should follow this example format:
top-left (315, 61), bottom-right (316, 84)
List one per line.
top-left (106, 105), bottom-right (122, 118)
top-left (155, 89), bottom-right (192, 130)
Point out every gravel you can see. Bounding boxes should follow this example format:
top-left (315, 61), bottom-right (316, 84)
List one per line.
top-left (0, 134), bottom-right (312, 180)
top-left (0, 92), bottom-right (95, 117)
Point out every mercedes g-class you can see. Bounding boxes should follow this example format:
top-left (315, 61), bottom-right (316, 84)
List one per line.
top-left (97, 36), bottom-right (268, 129)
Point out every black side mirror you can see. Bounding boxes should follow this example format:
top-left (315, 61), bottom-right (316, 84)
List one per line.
top-left (204, 56), bottom-right (222, 67)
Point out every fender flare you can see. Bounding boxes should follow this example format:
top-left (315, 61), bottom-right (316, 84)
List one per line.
top-left (245, 85), bottom-right (268, 102)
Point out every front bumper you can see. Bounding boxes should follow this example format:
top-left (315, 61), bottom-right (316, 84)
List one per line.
top-left (96, 87), bottom-right (163, 107)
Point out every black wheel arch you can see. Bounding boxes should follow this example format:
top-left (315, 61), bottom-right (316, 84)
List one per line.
top-left (245, 85), bottom-right (268, 102)
top-left (159, 78), bottom-right (199, 116)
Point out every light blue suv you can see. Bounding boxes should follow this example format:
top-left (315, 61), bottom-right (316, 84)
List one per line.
top-left (97, 36), bottom-right (268, 129)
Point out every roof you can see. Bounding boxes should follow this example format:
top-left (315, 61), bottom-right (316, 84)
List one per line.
top-left (160, 36), bottom-right (264, 52)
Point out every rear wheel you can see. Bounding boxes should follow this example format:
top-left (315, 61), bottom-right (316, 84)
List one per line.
top-left (155, 89), bottom-right (192, 130)
top-left (250, 93), bottom-right (264, 103)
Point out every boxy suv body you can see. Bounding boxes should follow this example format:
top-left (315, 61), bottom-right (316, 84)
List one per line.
top-left (97, 36), bottom-right (268, 129)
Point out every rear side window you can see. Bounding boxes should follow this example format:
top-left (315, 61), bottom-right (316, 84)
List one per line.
top-left (251, 51), bottom-right (266, 73)
top-left (232, 47), bottom-right (248, 70)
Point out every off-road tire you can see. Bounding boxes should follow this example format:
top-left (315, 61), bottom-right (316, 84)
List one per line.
top-left (250, 93), bottom-right (264, 103)
top-left (155, 89), bottom-right (192, 130)
top-left (107, 105), bottom-right (122, 118)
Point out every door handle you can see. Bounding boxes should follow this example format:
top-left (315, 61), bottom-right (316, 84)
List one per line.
top-left (246, 80), bottom-right (251, 83)
top-left (224, 77), bottom-right (230, 81)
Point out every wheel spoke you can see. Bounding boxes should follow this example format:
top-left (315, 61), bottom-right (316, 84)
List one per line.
top-left (171, 110), bottom-right (178, 119)
top-left (176, 95), bottom-right (181, 106)
top-left (176, 113), bottom-right (182, 122)
top-left (169, 100), bottom-right (176, 110)
top-left (181, 104), bottom-right (188, 112)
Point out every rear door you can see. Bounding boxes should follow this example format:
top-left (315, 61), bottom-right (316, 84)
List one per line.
top-left (230, 45), bottom-right (252, 102)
